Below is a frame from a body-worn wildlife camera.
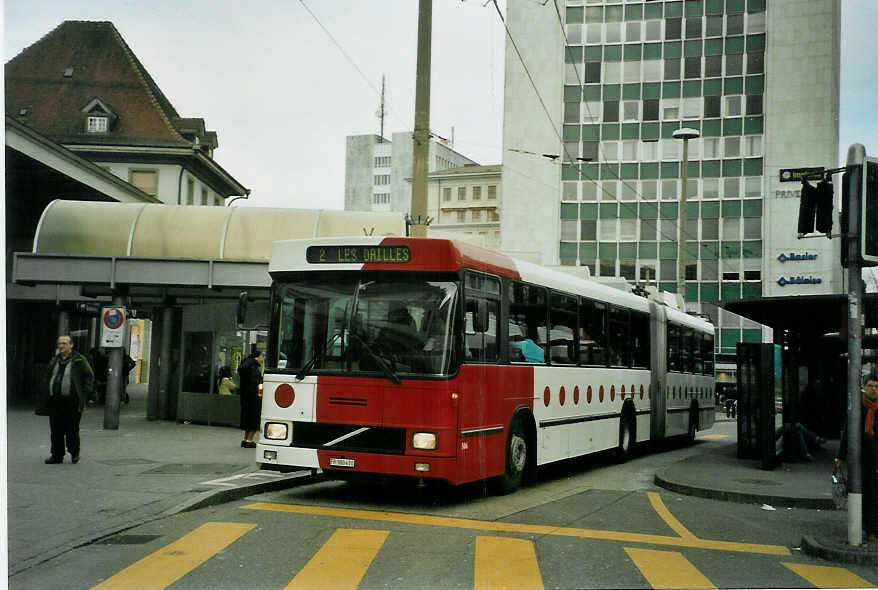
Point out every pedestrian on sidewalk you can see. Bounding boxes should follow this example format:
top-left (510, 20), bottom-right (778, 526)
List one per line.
top-left (44, 335), bottom-right (94, 464)
top-left (837, 373), bottom-right (878, 543)
top-left (238, 350), bottom-right (264, 448)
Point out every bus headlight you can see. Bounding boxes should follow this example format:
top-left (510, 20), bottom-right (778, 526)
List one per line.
top-left (264, 422), bottom-right (289, 440)
top-left (412, 432), bottom-right (437, 450)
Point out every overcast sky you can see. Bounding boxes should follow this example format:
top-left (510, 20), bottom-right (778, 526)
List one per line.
top-left (4, 0), bottom-right (876, 210)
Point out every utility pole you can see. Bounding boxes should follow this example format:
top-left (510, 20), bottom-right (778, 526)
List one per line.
top-left (845, 143), bottom-right (865, 546)
top-left (410, 0), bottom-right (432, 238)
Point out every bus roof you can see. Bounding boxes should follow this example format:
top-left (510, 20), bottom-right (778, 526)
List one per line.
top-left (270, 236), bottom-right (707, 319)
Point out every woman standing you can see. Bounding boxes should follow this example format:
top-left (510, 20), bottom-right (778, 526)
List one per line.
top-left (238, 350), bottom-right (264, 448)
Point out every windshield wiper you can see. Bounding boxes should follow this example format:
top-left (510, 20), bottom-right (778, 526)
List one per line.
top-left (348, 331), bottom-right (401, 385)
top-left (295, 332), bottom-right (342, 381)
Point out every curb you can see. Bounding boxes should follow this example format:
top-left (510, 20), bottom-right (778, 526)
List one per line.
top-left (801, 535), bottom-right (878, 566)
top-left (653, 473), bottom-right (837, 510)
top-left (174, 470), bottom-right (315, 513)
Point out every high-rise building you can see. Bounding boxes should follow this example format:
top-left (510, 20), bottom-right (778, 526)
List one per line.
top-left (501, 0), bottom-right (840, 354)
top-left (345, 132), bottom-right (477, 214)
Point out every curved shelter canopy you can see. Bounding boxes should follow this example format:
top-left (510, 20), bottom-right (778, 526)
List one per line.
top-left (33, 200), bottom-right (406, 260)
top-left (15, 200), bottom-right (406, 301)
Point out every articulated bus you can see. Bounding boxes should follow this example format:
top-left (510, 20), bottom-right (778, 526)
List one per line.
top-left (257, 236), bottom-right (715, 492)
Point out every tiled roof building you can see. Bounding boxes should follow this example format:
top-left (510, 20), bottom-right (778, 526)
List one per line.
top-left (6, 20), bottom-right (247, 203)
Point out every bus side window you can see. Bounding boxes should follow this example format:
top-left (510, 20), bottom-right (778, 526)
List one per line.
top-left (607, 306), bottom-right (631, 367)
top-left (631, 311), bottom-right (650, 369)
top-left (702, 333), bottom-right (715, 374)
top-left (579, 298), bottom-right (606, 366)
top-left (681, 328), bottom-right (694, 373)
top-left (668, 324), bottom-right (680, 372)
top-left (508, 281), bottom-right (547, 364)
top-left (693, 329), bottom-right (704, 374)
top-left (549, 292), bottom-right (577, 365)
top-left (465, 297), bottom-right (498, 362)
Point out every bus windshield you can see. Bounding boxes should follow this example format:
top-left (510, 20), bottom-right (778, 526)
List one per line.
top-left (272, 276), bottom-right (459, 378)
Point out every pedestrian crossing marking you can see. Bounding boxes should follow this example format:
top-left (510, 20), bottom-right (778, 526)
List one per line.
top-left (285, 529), bottom-right (388, 590)
top-left (625, 547), bottom-right (716, 589)
top-left (91, 522), bottom-right (255, 590)
top-left (474, 536), bottom-right (544, 590)
top-left (647, 492), bottom-right (697, 540)
top-left (698, 434), bottom-right (729, 440)
top-left (782, 562), bottom-right (875, 588)
top-left (244, 502), bottom-right (791, 555)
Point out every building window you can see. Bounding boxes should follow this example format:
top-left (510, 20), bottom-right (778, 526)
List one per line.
top-left (727, 14), bottom-right (744, 35)
top-left (623, 101), bottom-right (639, 122)
top-left (665, 18), bottom-right (682, 40)
top-left (684, 56), bottom-right (701, 79)
top-left (581, 219), bottom-right (597, 240)
top-left (705, 55), bottom-right (722, 77)
top-left (443, 187), bottom-right (452, 202)
top-left (456, 211), bottom-right (466, 223)
top-left (86, 116), bottom-right (108, 133)
top-left (201, 188), bottom-right (208, 205)
top-left (726, 54), bottom-right (743, 76)
top-left (747, 52), bottom-right (764, 74)
top-left (473, 186), bottom-right (482, 200)
top-left (186, 178), bottom-right (195, 205)
top-left (685, 17), bottom-right (702, 39)
top-left (130, 170), bottom-right (158, 196)
top-left (372, 193), bottom-right (390, 205)
top-left (488, 185), bottom-right (497, 199)
top-left (374, 174), bottom-right (390, 185)
top-left (746, 95), bottom-right (763, 115)
top-left (458, 187), bottom-right (467, 200)
top-left (706, 15), bottom-right (723, 37)
top-left (726, 96), bottom-right (743, 117)
top-left (373, 156), bottom-right (391, 167)
top-left (704, 95), bottom-right (721, 118)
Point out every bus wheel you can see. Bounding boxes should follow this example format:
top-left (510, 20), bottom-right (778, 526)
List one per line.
top-left (616, 413), bottom-right (636, 462)
top-left (685, 409), bottom-right (697, 445)
top-left (497, 418), bottom-right (528, 495)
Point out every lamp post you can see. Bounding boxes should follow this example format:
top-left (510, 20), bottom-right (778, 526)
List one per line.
top-left (673, 127), bottom-right (700, 306)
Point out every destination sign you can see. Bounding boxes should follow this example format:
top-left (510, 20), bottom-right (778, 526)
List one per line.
top-left (306, 245), bottom-right (411, 264)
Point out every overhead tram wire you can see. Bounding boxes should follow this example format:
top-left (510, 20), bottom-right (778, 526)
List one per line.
top-left (298, 0), bottom-right (411, 131)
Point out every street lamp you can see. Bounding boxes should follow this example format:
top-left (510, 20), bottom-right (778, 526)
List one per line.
top-left (673, 127), bottom-right (700, 305)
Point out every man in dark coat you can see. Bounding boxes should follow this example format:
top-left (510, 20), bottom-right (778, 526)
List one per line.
top-left (838, 373), bottom-right (878, 542)
top-left (238, 350), bottom-right (264, 448)
top-left (45, 336), bottom-right (94, 464)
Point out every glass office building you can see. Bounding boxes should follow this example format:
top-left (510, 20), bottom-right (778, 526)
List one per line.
top-left (501, 0), bottom-right (840, 354)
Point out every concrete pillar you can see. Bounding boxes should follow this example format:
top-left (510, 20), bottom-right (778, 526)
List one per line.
top-left (57, 310), bottom-right (70, 338)
top-left (158, 305), bottom-right (174, 420)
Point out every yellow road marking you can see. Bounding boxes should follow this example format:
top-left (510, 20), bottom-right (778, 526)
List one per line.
top-left (474, 536), bottom-right (544, 590)
top-left (285, 529), bottom-right (388, 590)
top-left (782, 562), bottom-right (875, 588)
top-left (243, 503), bottom-right (790, 556)
top-left (91, 522), bottom-right (255, 590)
top-left (625, 547), bottom-right (716, 589)
top-left (647, 492), bottom-right (697, 540)
top-left (699, 434), bottom-right (728, 440)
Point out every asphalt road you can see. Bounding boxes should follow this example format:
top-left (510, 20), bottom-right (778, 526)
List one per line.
top-left (10, 422), bottom-right (878, 590)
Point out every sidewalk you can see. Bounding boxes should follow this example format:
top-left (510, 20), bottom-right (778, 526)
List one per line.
top-left (656, 417), bottom-right (878, 565)
top-left (6, 384), bottom-right (309, 576)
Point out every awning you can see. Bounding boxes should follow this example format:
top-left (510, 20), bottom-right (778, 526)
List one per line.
top-left (720, 293), bottom-right (878, 335)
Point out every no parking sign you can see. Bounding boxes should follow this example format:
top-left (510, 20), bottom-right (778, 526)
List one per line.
top-left (100, 307), bottom-right (126, 348)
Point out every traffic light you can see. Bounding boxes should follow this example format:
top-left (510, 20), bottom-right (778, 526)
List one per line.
top-left (815, 179), bottom-right (834, 235)
top-left (864, 160), bottom-right (878, 264)
top-left (797, 180), bottom-right (816, 234)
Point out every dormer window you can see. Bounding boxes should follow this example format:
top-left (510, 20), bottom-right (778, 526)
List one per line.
top-left (87, 115), bottom-right (108, 133)
top-left (80, 97), bottom-right (117, 135)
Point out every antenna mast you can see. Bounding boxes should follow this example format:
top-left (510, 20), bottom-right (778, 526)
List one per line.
top-left (376, 75), bottom-right (386, 142)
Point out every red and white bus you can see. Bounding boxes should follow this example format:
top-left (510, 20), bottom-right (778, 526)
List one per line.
top-left (257, 236), bottom-right (714, 492)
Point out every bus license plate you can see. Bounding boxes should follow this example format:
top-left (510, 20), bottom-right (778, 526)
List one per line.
top-left (329, 457), bottom-right (355, 468)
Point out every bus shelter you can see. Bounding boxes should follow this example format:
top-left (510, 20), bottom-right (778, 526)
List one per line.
top-left (13, 200), bottom-right (405, 426)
